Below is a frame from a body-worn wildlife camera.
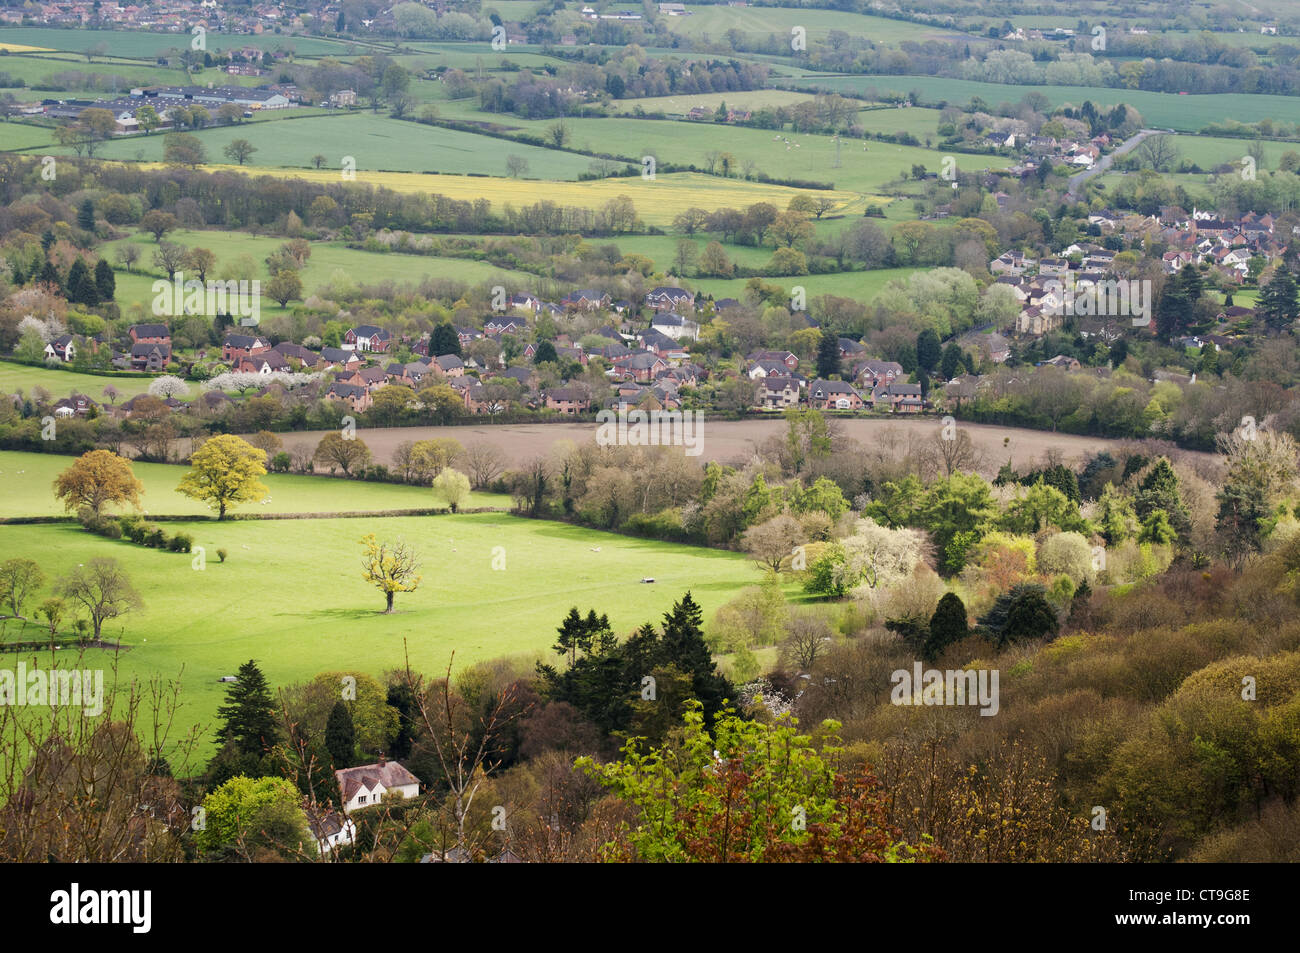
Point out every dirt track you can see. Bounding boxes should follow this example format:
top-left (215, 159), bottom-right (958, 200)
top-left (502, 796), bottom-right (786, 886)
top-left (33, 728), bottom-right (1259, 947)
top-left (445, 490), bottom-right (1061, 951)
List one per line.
top-left (273, 417), bottom-right (1212, 476)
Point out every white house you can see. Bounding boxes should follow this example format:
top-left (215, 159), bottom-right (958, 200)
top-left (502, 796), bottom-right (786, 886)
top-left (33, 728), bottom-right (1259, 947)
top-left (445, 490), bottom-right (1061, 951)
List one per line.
top-left (335, 759), bottom-right (420, 814)
top-left (650, 312), bottom-right (700, 341)
top-left (307, 808), bottom-right (357, 853)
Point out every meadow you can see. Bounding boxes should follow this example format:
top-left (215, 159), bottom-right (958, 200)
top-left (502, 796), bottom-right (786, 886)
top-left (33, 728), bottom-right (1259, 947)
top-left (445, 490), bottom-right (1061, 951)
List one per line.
top-left (690, 265), bottom-right (918, 302)
top-left (0, 512), bottom-right (775, 764)
top-left (663, 7), bottom-right (969, 45)
top-left (0, 27), bottom-right (354, 58)
top-left (0, 361), bottom-right (160, 403)
top-left (788, 74), bottom-right (1300, 132)
top-left (46, 113), bottom-right (601, 179)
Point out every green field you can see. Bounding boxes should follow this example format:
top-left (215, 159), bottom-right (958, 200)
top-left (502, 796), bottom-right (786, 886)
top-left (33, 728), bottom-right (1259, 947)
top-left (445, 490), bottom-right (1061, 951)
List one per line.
top-left (104, 227), bottom-right (531, 315)
top-left (0, 509), bottom-right (773, 764)
top-left (612, 89), bottom-right (828, 115)
top-left (42, 112), bottom-right (601, 179)
top-left (690, 265), bottom-right (919, 302)
top-left (0, 27), bottom-right (355, 59)
top-left (0, 120), bottom-right (56, 151)
top-left (0, 451), bottom-right (511, 519)
top-left (0, 361), bottom-right (164, 403)
top-left (664, 7), bottom-right (966, 45)
top-left (790, 74), bottom-right (1300, 132)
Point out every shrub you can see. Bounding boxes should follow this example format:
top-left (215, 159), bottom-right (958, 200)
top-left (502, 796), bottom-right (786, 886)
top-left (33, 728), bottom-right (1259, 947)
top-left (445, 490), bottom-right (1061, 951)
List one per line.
top-left (217, 548), bottom-right (227, 563)
top-left (146, 527), bottom-right (168, 548)
top-left (168, 532), bottom-right (193, 553)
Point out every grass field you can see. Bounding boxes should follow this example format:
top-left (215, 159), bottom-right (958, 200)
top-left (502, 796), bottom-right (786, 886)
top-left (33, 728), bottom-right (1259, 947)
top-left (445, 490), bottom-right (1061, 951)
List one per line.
top-left (1164, 135), bottom-right (1300, 170)
top-left (690, 265), bottom-right (919, 302)
top-left (104, 227), bottom-right (532, 314)
top-left (611, 89), bottom-right (828, 115)
top-left (0, 361), bottom-right (163, 403)
top-left (45, 113), bottom-right (602, 179)
top-left (0, 512), bottom-right (774, 764)
top-left (0, 27), bottom-right (354, 58)
top-left (0, 450), bottom-right (509, 519)
top-left (0, 121), bottom-right (56, 151)
top-left (664, 7), bottom-right (967, 44)
top-left (179, 165), bottom-right (865, 225)
top-left (790, 74), bottom-right (1300, 132)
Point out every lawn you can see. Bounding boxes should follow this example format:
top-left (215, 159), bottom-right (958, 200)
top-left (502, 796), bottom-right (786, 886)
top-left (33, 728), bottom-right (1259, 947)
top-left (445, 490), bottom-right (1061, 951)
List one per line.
top-left (0, 513), bottom-right (775, 765)
top-left (0, 361), bottom-right (161, 403)
top-left (790, 74), bottom-right (1300, 132)
top-left (0, 120), bottom-right (57, 152)
top-left (0, 27), bottom-right (352, 58)
top-left (49, 113), bottom-right (602, 179)
top-left (689, 265), bottom-right (920, 302)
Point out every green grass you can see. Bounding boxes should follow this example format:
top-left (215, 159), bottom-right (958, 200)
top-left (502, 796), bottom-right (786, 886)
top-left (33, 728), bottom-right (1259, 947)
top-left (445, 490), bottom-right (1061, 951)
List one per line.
top-left (664, 7), bottom-right (964, 45)
top-left (611, 89), bottom-right (828, 115)
top-left (0, 120), bottom-right (56, 151)
top-left (105, 227), bottom-right (530, 315)
top-left (0, 361), bottom-right (162, 403)
top-left (789, 74), bottom-right (1300, 132)
top-left (853, 105), bottom-right (941, 140)
top-left (44, 112), bottom-right (601, 179)
top-left (1164, 134), bottom-right (1300, 169)
top-left (0, 450), bottom-right (510, 519)
top-left (689, 265), bottom-right (919, 302)
top-left (0, 27), bottom-right (353, 58)
top-left (0, 512), bottom-right (777, 764)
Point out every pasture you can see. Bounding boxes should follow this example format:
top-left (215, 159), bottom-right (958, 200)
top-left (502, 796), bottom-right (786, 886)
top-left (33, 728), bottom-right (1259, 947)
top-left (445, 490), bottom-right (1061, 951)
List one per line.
top-left (663, 7), bottom-right (967, 45)
top-left (0, 361), bottom-right (160, 403)
top-left (0, 512), bottom-right (774, 763)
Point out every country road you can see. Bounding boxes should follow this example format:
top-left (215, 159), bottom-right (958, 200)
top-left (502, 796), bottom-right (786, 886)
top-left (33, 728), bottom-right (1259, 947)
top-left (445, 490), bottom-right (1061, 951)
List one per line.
top-left (1067, 128), bottom-right (1171, 201)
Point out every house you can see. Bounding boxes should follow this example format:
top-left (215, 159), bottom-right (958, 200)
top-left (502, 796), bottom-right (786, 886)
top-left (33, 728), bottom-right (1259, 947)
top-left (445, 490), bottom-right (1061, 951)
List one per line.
top-left (756, 376), bottom-right (800, 410)
top-left (645, 286), bottom-right (694, 311)
top-left (273, 342), bottom-right (319, 367)
top-left (484, 318), bottom-right (527, 337)
top-left (618, 352), bottom-right (668, 382)
top-left (44, 334), bottom-right (76, 363)
top-left (234, 349), bottom-right (290, 374)
top-left (837, 337), bottom-right (866, 359)
top-left (807, 379), bottom-right (864, 411)
top-left (335, 759), bottom-right (420, 814)
top-left (857, 359), bottom-right (904, 388)
top-left (1042, 354), bottom-right (1081, 371)
top-left (650, 312), bottom-right (700, 341)
top-left (319, 347), bottom-right (362, 370)
top-left (326, 381), bottom-right (372, 413)
top-left (748, 359), bottom-right (792, 379)
top-left (222, 333), bottom-right (270, 363)
top-left (343, 325), bottom-right (392, 353)
top-left (307, 807), bottom-right (356, 853)
top-left (546, 386), bottom-right (591, 414)
top-left (130, 341), bottom-right (170, 372)
top-left (560, 289), bottom-right (611, 311)
top-left (1038, 257), bottom-right (1070, 278)
top-left (435, 354), bottom-right (465, 377)
top-left (128, 323), bottom-right (171, 346)
top-left (508, 292), bottom-right (541, 313)
top-left (52, 392), bottom-right (97, 417)
top-left (750, 349), bottom-right (799, 371)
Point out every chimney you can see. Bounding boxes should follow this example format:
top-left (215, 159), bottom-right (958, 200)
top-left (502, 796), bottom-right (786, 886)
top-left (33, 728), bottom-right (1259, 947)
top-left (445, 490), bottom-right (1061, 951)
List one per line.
top-left (378, 754), bottom-right (386, 767)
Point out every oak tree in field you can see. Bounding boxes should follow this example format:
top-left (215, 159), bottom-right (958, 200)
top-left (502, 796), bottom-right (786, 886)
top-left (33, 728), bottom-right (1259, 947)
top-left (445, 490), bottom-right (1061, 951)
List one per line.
top-left (176, 434), bottom-right (268, 520)
top-left (314, 431), bottom-right (372, 475)
top-left (53, 449), bottom-right (144, 518)
top-left (360, 534), bottom-right (422, 613)
top-left (56, 558), bottom-right (142, 643)
top-left (0, 558), bottom-right (45, 620)
top-left (432, 467), bottom-right (471, 512)
top-left (223, 138), bottom-right (258, 165)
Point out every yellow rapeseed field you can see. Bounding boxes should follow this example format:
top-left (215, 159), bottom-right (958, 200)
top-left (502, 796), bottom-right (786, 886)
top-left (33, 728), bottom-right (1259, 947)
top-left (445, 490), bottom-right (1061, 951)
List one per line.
top-left (143, 162), bottom-right (877, 225)
top-left (0, 42), bottom-right (52, 52)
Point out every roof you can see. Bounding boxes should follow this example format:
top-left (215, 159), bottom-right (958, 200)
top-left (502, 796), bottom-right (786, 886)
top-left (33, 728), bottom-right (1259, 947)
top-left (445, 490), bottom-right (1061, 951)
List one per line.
top-left (129, 323), bottom-right (170, 337)
top-left (224, 333), bottom-right (264, 349)
top-left (350, 325), bottom-right (390, 339)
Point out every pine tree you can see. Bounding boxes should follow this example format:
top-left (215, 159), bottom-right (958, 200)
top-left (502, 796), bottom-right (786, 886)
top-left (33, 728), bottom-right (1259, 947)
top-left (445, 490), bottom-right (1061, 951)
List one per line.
top-left (816, 328), bottom-right (841, 379)
top-left (215, 659), bottom-right (280, 756)
top-left (1258, 265), bottom-right (1299, 332)
top-left (67, 259), bottom-right (98, 306)
top-left (659, 592), bottom-right (732, 726)
top-left (533, 340), bottom-right (558, 364)
top-left (923, 592), bottom-right (968, 662)
top-left (325, 700), bottom-right (356, 768)
top-left (94, 258), bottom-right (116, 302)
top-left (430, 323), bottom-right (461, 357)
top-left (915, 328), bottom-right (941, 373)
top-left (78, 198), bottom-right (95, 231)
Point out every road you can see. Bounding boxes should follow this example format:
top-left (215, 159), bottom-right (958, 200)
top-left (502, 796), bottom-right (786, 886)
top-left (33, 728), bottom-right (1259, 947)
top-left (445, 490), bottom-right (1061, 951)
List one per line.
top-left (1067, 128), bottom-right (1171, 201)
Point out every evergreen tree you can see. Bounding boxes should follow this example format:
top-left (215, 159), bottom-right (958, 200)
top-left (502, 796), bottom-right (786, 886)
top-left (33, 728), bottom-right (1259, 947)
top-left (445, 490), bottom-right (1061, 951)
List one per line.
top-left (78, 198), bottom-right (95, 231)
top-left (38, 260), bottom-right (62, 293)
top-left (1134, 457), bottom-right (1189, 539)
top-left (67, 259), bottom-right (98, 306)
top-left (214, 659), bottom-right (281, 756)
top-left (533, 340), bottom-right (558, 364)
top-left (94, 258), bottom-right (116, 301)
top-left (915, 328), bottom-right (942, 373)
top-left (659, 592), bottom-right (732, 726)
top-left (324, 700), bottom-right (356, 768)
top-left (386, 682), bottom-right (416, 760)
top-left (940, 342), bottom-right (963, 380)
top-left (1258, 265), bottom-right (1299, 332)
top-left (923, 592), bottom-right (968, 662)
top-left (815, 328), bottom-right (841, 379)
top-left (430, 323), bottom-right (461, 357)
top-left (1155, 283), bottom-right (1189, 340)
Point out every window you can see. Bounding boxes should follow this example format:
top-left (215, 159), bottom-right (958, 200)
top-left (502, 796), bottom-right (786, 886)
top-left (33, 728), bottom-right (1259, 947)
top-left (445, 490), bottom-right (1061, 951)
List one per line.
top-left (357, 794), bottom-right (367, 804)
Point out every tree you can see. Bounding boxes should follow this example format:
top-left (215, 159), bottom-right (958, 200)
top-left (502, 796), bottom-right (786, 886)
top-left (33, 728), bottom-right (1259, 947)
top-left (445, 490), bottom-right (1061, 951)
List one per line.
top-left (266, 270), bottom-right (303, 308)
top-left (699, 240), bottom-right (733, 278)
top-left (816, 328), bottom-right (842, 379)
top-left (430, 323), bottom-right (461, 357)
top-left (359, 534), bottom-right (422, 613)
top-left (66, 258), bottom-right (98, 306)
top-left (462, 442), bottom-right (506, 488)
top-left (533, 340), bottom-right (558, 365)
top-left (1257, 265), bottom-right (1299, 332)
top-left (324, 700), bottom-right (356, 768)
top-left (981, 583), bottom-right (1058, 647)
top-left (1135, 134), bottom-right (1177, 172)
top-left (152, 240), bottom-right (187, 277)
top-left (139, 210), bottom-right (178, 242)
top-left (0, 558), bottom-right (44, 620)
top-left (314, 432), bottom-right (372, 475)
top-left (162, 132), bottom-right (207, 168)
top-left (924, 592), bottom-right (968, 661)
top-left (147, 374), bottom-right (189, 399)
top-left (223, 138), bottom-right (258, 165)
top-left (214, 659), bottom-right (281, 757)
top-left (53, 450), bottom-right (143, 518)
top-left (93, 258), bottom-right (115, 301)
top-left (37, 597), bottom-right (65, 641)
top-left (177, 434), bottom-right (268, 520)
top-left (742, 514), bottom-right (805, 572)
top-left (56, 558), bottom-right (142, 643)
top-left (432, 467), bottom-right (471, 512)
top-left (505, 154), bottom-right (529, 178)
top-left (915, 328), bottom-right (942, 374)
top-left (77, 198), bottom-right (95, 231)
top-left (184, 246), bottom-right (216, 283)
top-left (193, 775), bottom-right (313, 861)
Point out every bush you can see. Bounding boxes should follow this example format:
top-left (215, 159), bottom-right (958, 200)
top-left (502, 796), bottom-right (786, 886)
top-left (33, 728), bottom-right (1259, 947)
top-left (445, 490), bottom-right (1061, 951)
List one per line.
top-left (146, 527), bottom-right (168, 548)
top-left (217, 548), bottom-right (227, 563)
top-left (168, 532), bottom-right (193, 553)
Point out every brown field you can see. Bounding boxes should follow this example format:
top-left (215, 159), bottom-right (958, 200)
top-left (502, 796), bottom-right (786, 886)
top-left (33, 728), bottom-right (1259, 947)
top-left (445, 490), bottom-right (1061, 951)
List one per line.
top-left (271, 417), bottom-right (1214, 477)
